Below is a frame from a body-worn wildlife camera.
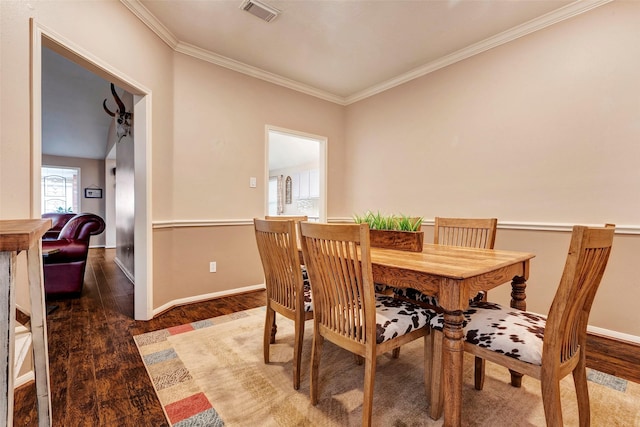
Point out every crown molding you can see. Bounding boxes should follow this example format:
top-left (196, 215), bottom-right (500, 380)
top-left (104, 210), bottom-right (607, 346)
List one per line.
top-left (120, 0), bottom-right (179, 49)
top-left (174, 42), bottom-right (346, 105)
top-left (345, 0), bottom-right (614, 104)
top-left (122, 0), bottom-right (612, 106)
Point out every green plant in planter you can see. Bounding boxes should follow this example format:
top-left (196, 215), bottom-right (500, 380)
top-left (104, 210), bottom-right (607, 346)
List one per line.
top-left (353, 211), bottom-right (423, 232)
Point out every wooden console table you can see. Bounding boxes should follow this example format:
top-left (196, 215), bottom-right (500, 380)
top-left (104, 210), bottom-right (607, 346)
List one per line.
top-left (1, 219), bottom-right (52, 427)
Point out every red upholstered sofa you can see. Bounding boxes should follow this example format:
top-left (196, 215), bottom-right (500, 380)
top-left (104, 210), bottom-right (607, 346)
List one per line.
top-left (42, 212), bottom-right (76, 240)
top-left (42, 213), bottom-right (106, 297)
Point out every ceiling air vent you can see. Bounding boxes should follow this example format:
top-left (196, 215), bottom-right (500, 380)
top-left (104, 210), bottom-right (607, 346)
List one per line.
top-left (240, 0), bottom-right (281, 23)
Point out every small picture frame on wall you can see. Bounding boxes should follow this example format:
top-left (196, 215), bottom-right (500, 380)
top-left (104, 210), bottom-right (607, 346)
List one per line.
top-left (84, 188), bottom-right (103, 198)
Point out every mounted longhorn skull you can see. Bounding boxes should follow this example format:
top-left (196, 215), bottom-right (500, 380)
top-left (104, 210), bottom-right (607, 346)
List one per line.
top-left (103, 83), bottom-right (132, 142)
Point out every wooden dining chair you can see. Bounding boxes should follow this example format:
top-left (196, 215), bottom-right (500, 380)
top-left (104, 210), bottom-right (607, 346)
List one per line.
top-left (265, 215), bottom-right (308, 244)
top-left (265, 215), bottom-right (308, 221)
top-left (393, 217), bottom-right (497, 370)
top-left (298, 222), bottom-right (434, 427)
top-left (427, 224), bottom-right (615, 425)
top-left (253, 218), bottom-right (313, 390)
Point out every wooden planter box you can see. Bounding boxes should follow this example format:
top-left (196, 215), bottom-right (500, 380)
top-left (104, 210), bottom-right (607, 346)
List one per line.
top-left (369, 229), bottom-right (424, 252)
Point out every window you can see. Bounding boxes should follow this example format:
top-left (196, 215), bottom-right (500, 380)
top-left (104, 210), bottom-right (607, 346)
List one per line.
top-left (41, 166), bottom-right (80, 214)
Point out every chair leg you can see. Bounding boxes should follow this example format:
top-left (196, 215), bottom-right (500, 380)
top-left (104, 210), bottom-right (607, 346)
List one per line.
top-left (474, 356), bottom-right (485, 390)
top-left (509, 369), bottom-right (524, 387)
top-left (540, 376), bottom-right (564, 427)
top-left (361, 352), bottom-right (376, 427)
top-left (263, 306), bottom-right (275, 363)
top-left (423, 334), bottom-right (432, 401)
top-left (429, 330), bottom-right (444, 420)
top-left (572, 359), bottom-right (591, 427)
top-left (270, 314), bottom-right (277, 344)
top-left (310, 332), bottom-right (324, 405)
top-left (292, 319), bottom-right (304, 390)
top-left (392, 347), bottom-right (401, 358)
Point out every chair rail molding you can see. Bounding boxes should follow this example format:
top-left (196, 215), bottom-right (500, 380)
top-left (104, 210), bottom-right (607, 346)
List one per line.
top-left (152, 218), bottom-right (640, 235)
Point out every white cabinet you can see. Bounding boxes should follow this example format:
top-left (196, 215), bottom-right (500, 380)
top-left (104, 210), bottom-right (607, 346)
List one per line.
top-left (291, 173), bottom-right (300, 199)
top-left (294, 169), bottom-right (319, 199)
top-left (298, 170), bottom-right (310, 199)
top-left (309, 169), bottom-right (320, 198)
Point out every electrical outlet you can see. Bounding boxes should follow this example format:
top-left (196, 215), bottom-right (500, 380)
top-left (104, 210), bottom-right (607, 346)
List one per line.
top-left (209, 261), bottom-right (217, 273)
top-left (249, 177), bottom-right (257, 188)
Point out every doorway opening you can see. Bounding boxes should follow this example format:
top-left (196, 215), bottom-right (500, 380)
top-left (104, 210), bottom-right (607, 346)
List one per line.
top-left (32, 22), bottom-right (153, 320)
top-left (266, 127), bottom-right (327, 222)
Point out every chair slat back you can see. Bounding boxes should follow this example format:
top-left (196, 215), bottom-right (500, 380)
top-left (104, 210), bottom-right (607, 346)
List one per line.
top-left (544, 224), bottom-right (615, 365)
top-left (434, 217), bottom-right (497, 249)
top-left (299, 222), bottom-right (375, 347)
top-left (254, 218), bottom-right (304, 312)
top-left (265, 216), bottom-right (308, 246)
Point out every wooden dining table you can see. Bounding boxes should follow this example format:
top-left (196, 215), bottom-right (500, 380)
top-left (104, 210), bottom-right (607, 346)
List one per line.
top-left (369, 243), bottom-right (535, 427)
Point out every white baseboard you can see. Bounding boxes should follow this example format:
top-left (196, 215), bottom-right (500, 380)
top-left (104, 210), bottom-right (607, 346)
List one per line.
top-left (114, 257), bottom-right (135, 284)
top-left (15, 371), bottom-right (35, 388)
top-left (588, 326), bottom-right (640, 344)
top-left (152, 283), bottom-right (267, 317)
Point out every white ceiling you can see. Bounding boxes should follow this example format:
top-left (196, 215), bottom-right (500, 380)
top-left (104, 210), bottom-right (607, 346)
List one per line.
top-left (42, 0), bottom-right (606, 160)
top-left (127, 0), bottom-right (600, 103)
top-left (42, 47), bottom-right (114, 160)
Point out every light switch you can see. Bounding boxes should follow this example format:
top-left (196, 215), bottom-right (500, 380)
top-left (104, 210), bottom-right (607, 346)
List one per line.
top-left (249, 177), bottom-right (257, 188)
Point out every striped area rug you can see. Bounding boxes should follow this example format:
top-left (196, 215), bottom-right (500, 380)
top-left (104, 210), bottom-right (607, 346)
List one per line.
top-left (134, 309), bottom-right (260, 426)
top-left (134, 307), bottom-right (640, 426)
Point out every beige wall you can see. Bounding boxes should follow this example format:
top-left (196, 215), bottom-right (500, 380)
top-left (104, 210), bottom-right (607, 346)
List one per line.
top-left (2, 1), bottom-right (638, 338)
top-left (1, 0), bottom-right (173, 311)
top-left (343, 1), bottom-right (639, 224)
top-left (343, 1), bottom-right (640, 337)
top-left (1, 0), bottom-right (175, 218)
top-left (151, 53), bottom-right (345, 306)
top-left (171, 53), bottom-right (345, 219)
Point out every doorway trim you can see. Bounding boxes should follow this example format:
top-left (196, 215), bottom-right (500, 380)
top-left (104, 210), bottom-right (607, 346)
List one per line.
top-left (30, 20), bottom-right (154, 320)
top-left (265, 126), bottom-right (327, 222)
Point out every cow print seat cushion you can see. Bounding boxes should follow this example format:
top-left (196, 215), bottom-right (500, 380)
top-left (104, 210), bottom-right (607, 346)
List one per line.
top-left (300, 265), bottom-right (313, 312)
top-left (393, 287), bottom-right (486, 307)
top-left (429, 301), bottom-right (546, 366)
top-left (374, 295), bottom-right (436, 344)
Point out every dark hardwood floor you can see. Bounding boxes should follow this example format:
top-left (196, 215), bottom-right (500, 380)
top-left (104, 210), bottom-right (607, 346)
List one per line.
top-left (13, 248), bottom-right (266, 426)
top-left (14, 247), bottom-right (639, 426)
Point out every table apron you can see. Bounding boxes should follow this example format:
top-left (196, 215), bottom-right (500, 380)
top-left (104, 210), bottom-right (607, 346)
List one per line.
top-left (372, 261), bottom-right (528, 298)
top-left (466, 262), bottom-right (528, 295)
top-left (371, 264), bottom-right (440, 295)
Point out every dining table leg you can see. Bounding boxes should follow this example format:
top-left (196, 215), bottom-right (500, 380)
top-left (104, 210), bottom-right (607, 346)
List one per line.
top-left (441, 309), bottom-right (465, 427)
top-left (510, 275), bottom-right (527, 311)
top-left (509, 275), bottom-right (528, 387)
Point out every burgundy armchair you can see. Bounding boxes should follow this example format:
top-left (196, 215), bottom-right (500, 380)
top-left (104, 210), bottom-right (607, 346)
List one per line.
top-left (42, 213), bottom-right (106, 297)
top-left (42, 212), bottom-right (76, 240)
